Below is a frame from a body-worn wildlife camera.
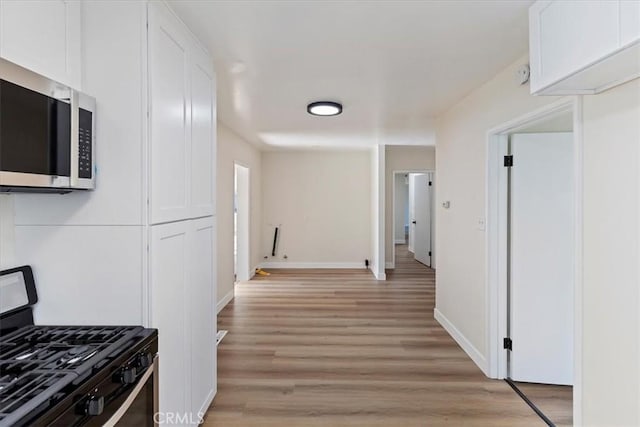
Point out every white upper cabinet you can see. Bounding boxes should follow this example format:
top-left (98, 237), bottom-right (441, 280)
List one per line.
top-left (148, 2), bottom-right (215, 224)
top-left (149, 2), bottom-right (192, 224)
top-left (529, 0), bottom-right (640, 95)
top-left (190, 46), bottom-right (216, 218)
top-left (0, 0), bottom-right (81, 88)
top-left (621, 0), bottom-right (640, 47)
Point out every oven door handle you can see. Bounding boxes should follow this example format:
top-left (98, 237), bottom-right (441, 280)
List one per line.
top-left (102, 355), bottom-right (158, 427)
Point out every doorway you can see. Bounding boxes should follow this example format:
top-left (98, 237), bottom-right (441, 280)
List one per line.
top-left (234, 163), bottom-right (250, 282)
top-left (487, 98), bottom-right (581, 426)
top-left (392, 171), bottom-right (435, 269)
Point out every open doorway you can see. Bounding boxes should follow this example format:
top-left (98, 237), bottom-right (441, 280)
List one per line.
top-left (392, 171), bottom-right (435, 269)
top-left (234, 163), bottom-right (250, 282)
top-left (487, 99), bottom-right (580, 426)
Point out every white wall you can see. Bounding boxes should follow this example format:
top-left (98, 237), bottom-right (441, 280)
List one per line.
top-left (581, 79), bottom-right (640, 426)
top-left (9, 1), bottom-right (147, 325)
top-left (261, 150), bottom-right (371, 268)
top-left (370, 145), bottom-right (385, 279)
top-left (393, 174), bottom-right (408, 243)
top-left (216, 124), bottom-right (262, 309)
top-left (0, 195), bottom-right (16, 269)
top-left (435, 55), bottom-right (559, 360)
top-left (436, 52), bottom-right (640, 424)
top-left (385, 145), bottom-right (436, 265)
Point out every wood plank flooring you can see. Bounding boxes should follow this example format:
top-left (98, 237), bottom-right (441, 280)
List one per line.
top-left (512, 382), bottom-right (572, 427)
top-left (205, 246), bottom-right (546, 426)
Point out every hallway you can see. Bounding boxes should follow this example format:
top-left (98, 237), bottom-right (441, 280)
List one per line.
top-left (207, 245), bottom-right (544, 426)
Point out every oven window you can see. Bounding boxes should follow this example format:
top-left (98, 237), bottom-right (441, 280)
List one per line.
top-left (0, 79), bottom-right (71, 176)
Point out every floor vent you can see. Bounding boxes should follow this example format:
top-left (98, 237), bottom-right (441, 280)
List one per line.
top-left (216, 330), bottom-right (228, 346)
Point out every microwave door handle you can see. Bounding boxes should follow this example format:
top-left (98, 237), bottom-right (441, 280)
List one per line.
top-left (69, 90), bottom-right (79, 188)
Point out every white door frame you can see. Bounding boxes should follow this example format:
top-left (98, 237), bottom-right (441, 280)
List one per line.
top-left (485, 97), bottom-right (583, 423)
top-left (391, 169), bottom-right (434, 269)
top-left (234, 162), bottom-right (251, 282)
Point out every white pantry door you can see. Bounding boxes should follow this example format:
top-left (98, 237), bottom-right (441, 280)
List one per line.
top-left (509, 132), bottom-right (574, 386)
top-left (412, 174), bottom-right (431, 266)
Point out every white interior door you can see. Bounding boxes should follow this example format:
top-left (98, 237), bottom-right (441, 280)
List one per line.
top-left (408, 175), bottom-right (416, 253)
top-left (413, 174), bottom-right (431, 266)
top-left (509, 132), bottom-right (574, 386)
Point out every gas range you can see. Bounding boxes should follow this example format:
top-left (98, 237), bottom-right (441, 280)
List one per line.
top-left (0, 267), bottom-right (158, 426)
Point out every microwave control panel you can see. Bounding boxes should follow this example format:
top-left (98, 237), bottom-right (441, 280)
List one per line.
top-left (78, 108), bottom-right (93, 179)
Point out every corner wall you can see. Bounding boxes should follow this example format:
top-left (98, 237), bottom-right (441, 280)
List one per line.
top-left (370, 145), bottom-right (385, 279)
top-left (216, 124), bottom-right (262, 311)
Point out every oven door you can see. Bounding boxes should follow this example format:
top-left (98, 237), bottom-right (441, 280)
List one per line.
top-left (42, 356), bottom-right (158, 427)
top-left (102, 356), bottom-right (158, 427)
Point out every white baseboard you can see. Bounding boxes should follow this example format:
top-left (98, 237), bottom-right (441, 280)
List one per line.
top-left (369, 266), bottom-right (386, 281)
top-left (434, 308), bottom-right (488, 376)
top-left (385, 261), bottom-right (394, 269)
top-left (216, 288), bottom-right (234, 314)
top-left (394, 238), bottom-right (406, 244)
top-left (216, 330), bottom-right (228, 346)
top-left (260, 262), bottom-right (365, 269)
top-left (197, 388), bottom-right (216, 420)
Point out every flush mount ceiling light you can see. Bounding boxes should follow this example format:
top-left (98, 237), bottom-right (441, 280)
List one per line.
top-left (307, 101), bottom-right (342, 116)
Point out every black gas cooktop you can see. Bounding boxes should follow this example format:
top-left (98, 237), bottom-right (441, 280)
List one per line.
top-left (0, 267), bottom-right (158, 427)
top-left (0, 325), bottom-right (157, 426)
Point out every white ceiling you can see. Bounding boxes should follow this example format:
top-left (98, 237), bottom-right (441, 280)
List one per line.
top-left (169, 0), bottom-right (533, 150)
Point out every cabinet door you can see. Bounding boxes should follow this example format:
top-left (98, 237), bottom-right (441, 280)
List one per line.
top-left (150, 221), bottom-right (190, 422)
top-left (148, 2), bottom-right (191, 224)
top-left (0, 0), bottom-right (81, 88)
top-left (190, 46), bottom-right (216, 217)
top-left (620, 0), bottom-right (640, 47)
top-left (189, 217), bottom-right (217, 419)
top-left (530, 0), bottom-right (620, 92)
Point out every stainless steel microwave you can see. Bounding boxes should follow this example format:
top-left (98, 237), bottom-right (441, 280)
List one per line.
top-left (0, 58), bottom-right (96, 193)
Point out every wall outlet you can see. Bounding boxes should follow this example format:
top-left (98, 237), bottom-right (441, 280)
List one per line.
top-left (477, 217), bottom-right (486, 231)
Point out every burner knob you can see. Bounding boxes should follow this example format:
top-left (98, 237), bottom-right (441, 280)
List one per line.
top-left (79, 395), bottom-right (104, 416)
top-left (116, 366), bottom-right (137, 384)
top-left (136, 352), bottom-right (153, 369)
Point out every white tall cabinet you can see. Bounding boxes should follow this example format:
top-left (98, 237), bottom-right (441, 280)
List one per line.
top-left (150, 218), bottom-right (216, 420)
top-left (148, 2), bottom-right (217, 420)
top-left (4, 1), bottom-right (217, 425)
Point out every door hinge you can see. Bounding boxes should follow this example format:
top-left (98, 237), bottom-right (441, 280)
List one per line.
top-left (428, 181), bottom-right (432, 186)
top-left (503, 337), bottom-right (512, 350)
top-left (428, 251), bottom-right (432, 256)
top-left (504, 155), bottom-right (514, 167)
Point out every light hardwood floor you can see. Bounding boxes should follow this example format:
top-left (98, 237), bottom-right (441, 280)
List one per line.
top-left (205, 246), bottom-right (546, 426)
top-left (512, 381), bottom-right (572, 427)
